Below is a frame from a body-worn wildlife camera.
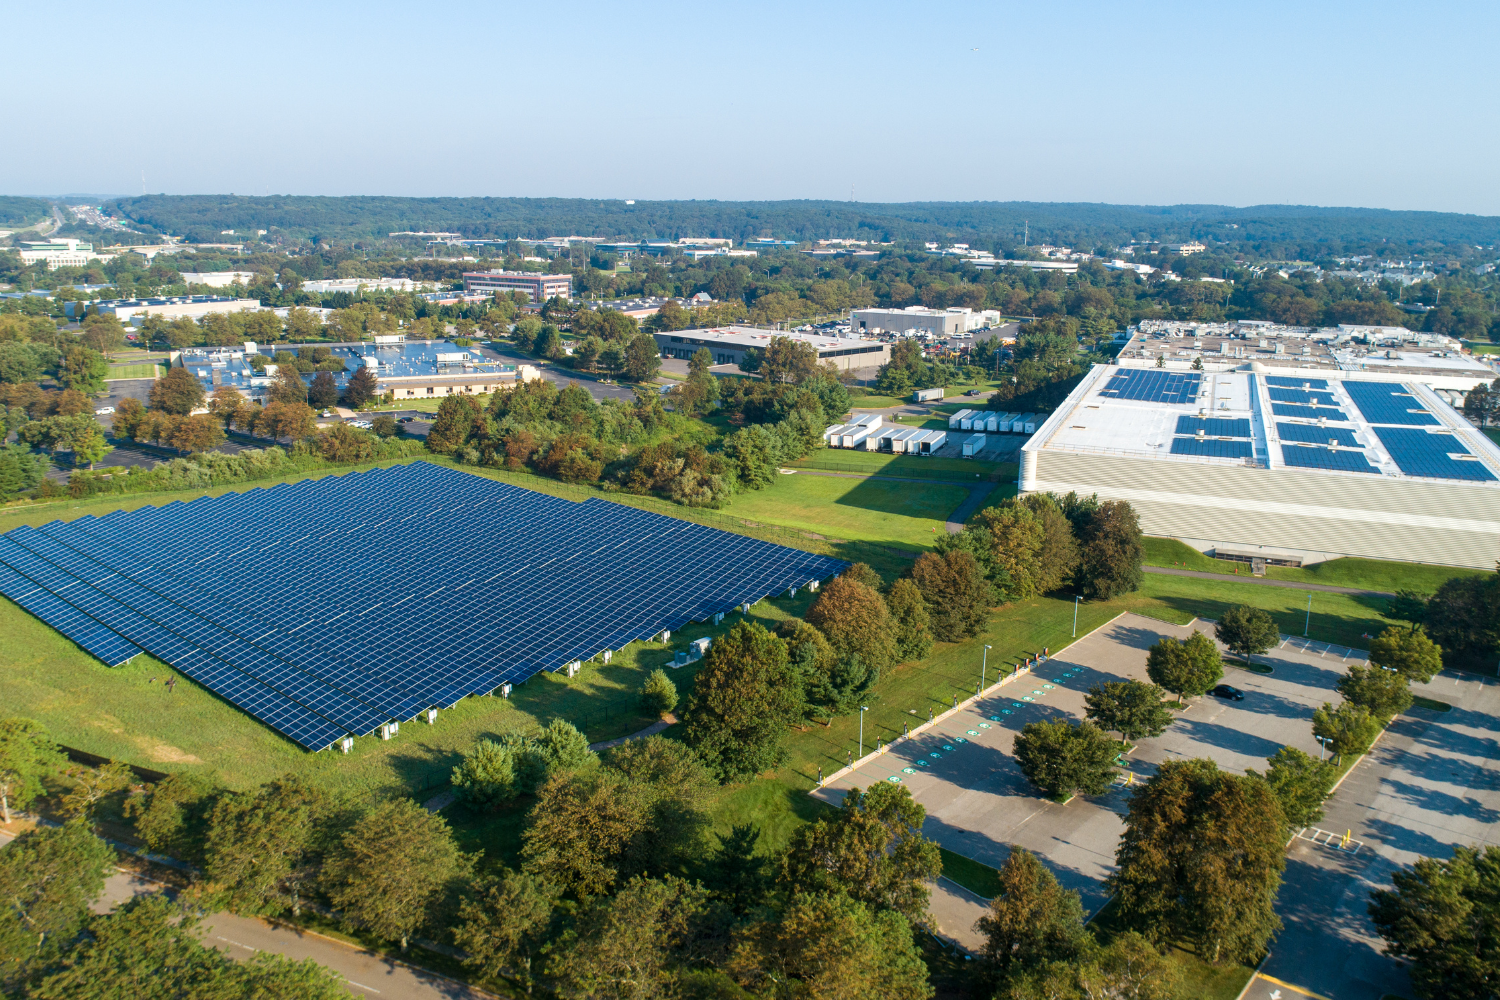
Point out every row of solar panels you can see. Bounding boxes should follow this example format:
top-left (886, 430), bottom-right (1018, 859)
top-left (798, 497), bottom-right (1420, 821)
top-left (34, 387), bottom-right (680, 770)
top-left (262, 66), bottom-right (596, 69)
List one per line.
top-left (1101, 370), bottom-right (1204, 403)
top-left (0, 463), bottom-right (849, 750)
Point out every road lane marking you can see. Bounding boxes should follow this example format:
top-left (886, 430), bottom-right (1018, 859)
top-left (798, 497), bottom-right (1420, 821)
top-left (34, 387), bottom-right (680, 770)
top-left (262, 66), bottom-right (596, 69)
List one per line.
top-left (346, 981), bottom-right (381, 993)
top-left (215, 935), bottom-right (258, 952)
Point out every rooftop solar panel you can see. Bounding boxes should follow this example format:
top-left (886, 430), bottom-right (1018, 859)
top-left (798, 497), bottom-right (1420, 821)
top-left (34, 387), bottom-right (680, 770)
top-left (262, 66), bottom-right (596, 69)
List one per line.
top-left (1266, 376), bottom-right (1331, 389)
top-left (1169, 438), bottom-right (1253, 459)
top-left (0, 463), bottom-right (849, 750)
top-left (1371, 427), bottom-right (1497, 481)
top-left (1174, 416), bottom-right (1252, 438)
top-left (1270, 402), bottom-right (1349, 422)
top-left (1276, 423), bottom-right (1359, 447)
top-left (1279, 444), bottom-right (1378, 474)
top-left (1269, 387), bottom-right (1340, 406)
top-left (1100, 370), bottom-right (1203, 404)
top-left (1342, 381), bottom-right (1439, 426)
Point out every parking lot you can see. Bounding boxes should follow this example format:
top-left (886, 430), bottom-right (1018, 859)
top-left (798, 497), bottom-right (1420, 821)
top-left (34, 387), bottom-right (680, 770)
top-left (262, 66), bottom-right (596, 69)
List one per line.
top-left (814, 613), bottom-right (1370, 914)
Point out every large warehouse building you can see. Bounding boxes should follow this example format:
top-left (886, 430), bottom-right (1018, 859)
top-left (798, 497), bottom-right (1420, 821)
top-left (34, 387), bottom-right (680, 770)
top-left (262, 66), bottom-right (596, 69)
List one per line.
top-left (651, 326), bottom-right (890, 371)
top-left (1020, 363), bottom-right (1500, 569)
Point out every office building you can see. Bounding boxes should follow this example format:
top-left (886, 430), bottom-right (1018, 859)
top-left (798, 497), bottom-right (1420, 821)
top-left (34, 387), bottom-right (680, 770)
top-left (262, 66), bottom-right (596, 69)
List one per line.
top-left (462, 270), bottom-right (573, 302)
top-left (650, 326), bottom-right (890, 371)
top-left (850, 306), bottom-right (1002, 338)
top-left (1019, 364), bottom-right (1500, 569)
top-left (180, 271), bottom-right (260, 288)
top-left (16, 238), bottom-right (113, 269)
top-left (298, 277), bottom-right (431, 294)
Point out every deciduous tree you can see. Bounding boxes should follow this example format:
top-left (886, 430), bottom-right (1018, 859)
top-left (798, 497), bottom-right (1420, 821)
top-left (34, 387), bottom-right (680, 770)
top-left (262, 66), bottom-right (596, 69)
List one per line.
top-left (1084, 680), bottom-right (1174, 743)
top-left (1145, 631), bottom-right (1223, 704)
top-left (147, 366), bottom-right (205, 415)
top-left (884, 577), bottom-right (934, 662)
top-left (454, 868), bottom-right (559, 994)
top-left (1249, 746), bottom-right (1336, 829)
top-left (342, 364), bottom-right (379, 408)
top-left (1312, 702), bottom-right (1381, 761)
top-left (1338, 663), bottom-right (1414, 720)
top-left (908, 549), bottom-right (992, 640)
top-left (1369, 626), bottom-right (1444, 684)
top-left (204, 776), bottom-right (334, 917)
top-left (1012, 719), bottom-right (1120, 800)
top-left (0, 717), bottom-right (63, 824)
top-left (976, 848), bottom-right (1093, 984)
top-left (804, 575), bottom-right (897, 676)
top-left (1369, 845), bottom-right (1500, 1000)
top-left (1214, 605), bottom-right (1280, 666)
top-left (0, 819), bottom-right (113, 986)
top-left (1074, 499), bottom-right (1144, 600)
top-left (680, 622), bottom-right (802, 781)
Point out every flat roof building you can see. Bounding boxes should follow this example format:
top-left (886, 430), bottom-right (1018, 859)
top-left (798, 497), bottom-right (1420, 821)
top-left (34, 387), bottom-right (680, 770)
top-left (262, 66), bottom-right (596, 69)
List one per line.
top-left (181, 271), bottom-right (260, 288)
top-left (650, 326), bottom-right (890, 371)
top-left (851, 306), bottom-right (1001, 337)
top-left (1020, 364), bottom-right (1500, 569)
top-left (16, 238), bottom-right (114, 270)
top-left (298, 277), bottom-right (431, 294)
top-left (67, 295), bottom-right (264, 325)
top-left (462, 270), bottom-right (573, 302)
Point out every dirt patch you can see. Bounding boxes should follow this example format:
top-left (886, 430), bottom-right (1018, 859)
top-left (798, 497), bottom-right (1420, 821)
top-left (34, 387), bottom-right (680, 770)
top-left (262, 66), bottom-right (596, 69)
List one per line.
top-left (137, 739), bottom-right (203, 765)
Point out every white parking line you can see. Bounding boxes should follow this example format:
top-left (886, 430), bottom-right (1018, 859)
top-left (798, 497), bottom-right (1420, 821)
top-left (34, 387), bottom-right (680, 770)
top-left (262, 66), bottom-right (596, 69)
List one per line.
top-left (215, 935), bottom-right (258, 952)
top-left (346, 981), bottom-right (381, 994)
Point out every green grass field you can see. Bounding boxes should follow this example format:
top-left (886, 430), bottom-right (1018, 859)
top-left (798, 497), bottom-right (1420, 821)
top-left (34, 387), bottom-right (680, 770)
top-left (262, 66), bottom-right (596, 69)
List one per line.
top-left (788, 449), bottom-right (1013, 483)
top-left (724, 472), bottom-right (969, 548)
top-left (1143, 537), bottom-right (1486, 595)
top-left (106, 363), bottom-right (162, 379)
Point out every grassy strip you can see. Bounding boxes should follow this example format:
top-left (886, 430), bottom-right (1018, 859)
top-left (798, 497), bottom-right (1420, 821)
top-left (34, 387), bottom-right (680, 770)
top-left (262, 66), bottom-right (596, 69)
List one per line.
top-left (106, 363), bottom-right (162, 379)
top-left (1143, 537), bottom-right (1483, 595)
top-left (938, 848), bottom-right (1001, 899)
top-left (1088, 897), bottom-right (1255, 1000)
top-left (789, 450), bottom-right (1013, 479)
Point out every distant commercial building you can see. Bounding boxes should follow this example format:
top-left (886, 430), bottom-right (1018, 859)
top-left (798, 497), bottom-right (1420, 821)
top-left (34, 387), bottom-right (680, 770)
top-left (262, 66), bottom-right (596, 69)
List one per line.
top-left (744, 238), bottom-right (800, 251)
top-left (1160, 242), bottom-right (1207, 255)
top-left (850, 306), bottom-right (1001, 338)
top-left (67, 295), bottom-right (264, 325)
top-left (298, 277), bottom-right (430, 294)
top-left (16, 238), bottom-right (113, 270)
top-left (1020, 364), bottom-right (1500, 570)
top-left (180, 271), bottom-right (260, 288)
top-left (462, 270), bottom-right (573, 302)
top-left (650, 326), bottom-right (889, 371)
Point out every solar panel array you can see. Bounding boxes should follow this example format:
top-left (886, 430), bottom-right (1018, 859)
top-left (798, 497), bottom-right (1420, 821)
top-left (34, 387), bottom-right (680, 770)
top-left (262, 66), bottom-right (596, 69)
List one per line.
top-left (1279, 445), bottom-right (1379, 474)
top-left (1174, 416), bottom-right (1252, 438)
top-left (1277, 423), bottom-right (1359, 447)
top-left (1343, 381), bottom-right (1440, 426)
top-left (1100, 370), bottom-right (1203, 403)
top-left (0, 463), bottom-right (848, 750)
top-left (1266, 376), bottom-right (1331, 389)
top-left (1170, 438), bottom-right (1253, 459)
top-left (1372, 428), bottom-right (1497, 482)
top-left (1269, 387), bottom-right (1340, 406)
top-left (1270, 402), bottom-right (1349, 422)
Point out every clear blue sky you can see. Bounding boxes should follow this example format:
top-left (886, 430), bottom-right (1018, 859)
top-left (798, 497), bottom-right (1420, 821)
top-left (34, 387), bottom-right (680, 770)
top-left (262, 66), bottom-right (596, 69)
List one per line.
top-left (10, 0), bottom-right (1499, 213)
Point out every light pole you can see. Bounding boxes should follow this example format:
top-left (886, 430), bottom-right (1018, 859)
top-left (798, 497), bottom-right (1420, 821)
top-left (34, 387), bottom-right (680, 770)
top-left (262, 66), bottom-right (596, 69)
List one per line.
top-left (1304, 593), bottom-right (1312, 637)
top-left (858, 706), bottom-right (869, 759)
top-left (982, 645), bottom-right (992, 691)
top-left (1072, 595), bottom-right (1080, 637)
top-left (1316, 735), bottom-right (1332, 761)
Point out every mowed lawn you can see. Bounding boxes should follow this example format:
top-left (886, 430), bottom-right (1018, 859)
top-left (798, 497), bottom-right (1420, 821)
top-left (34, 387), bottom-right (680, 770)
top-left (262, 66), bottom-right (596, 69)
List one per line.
top-left (1143, 536), bottom-right (1486, 594)
top-left (106, 363), bottom-right (162, 379)
top-left (723, 473), bottom-right (969, 548)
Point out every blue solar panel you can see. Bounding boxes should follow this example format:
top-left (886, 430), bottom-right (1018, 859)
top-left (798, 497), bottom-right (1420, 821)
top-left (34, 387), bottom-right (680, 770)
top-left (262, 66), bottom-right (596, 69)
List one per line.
top-left (1269, 388), bottom-right (1340, 406)
top-left (1266, 376), bottom-right (1330, 389)
top-left (1271, 403), bottom-right (1349, 422)
top-left (1372, 428), bottom-right (1497, 481)
top-left (1174, 416), bottom-right (1252, 438)
top-left (1343, 381), bottom-right (1439, 426)
top-left (1170, 438), bottom-right (1253, 459)
top-left (0, 463), bottom-right (849, 750)
top-left (1101, 370), bottom-right (1203, 404)
top-left (1277, 423), bottom-right (1359, 447)
top-left (1279, 445), bottom-right (1378, 474)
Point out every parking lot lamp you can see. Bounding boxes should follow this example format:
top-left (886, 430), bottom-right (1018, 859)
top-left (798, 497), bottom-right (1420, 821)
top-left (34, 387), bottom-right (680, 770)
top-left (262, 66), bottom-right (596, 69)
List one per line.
top-left (859, 706), bottom-right (869, 758)
top-left (1073, 595), bottom-right (1080, 637)
top-left (982, 645), bottom-right (992, 690)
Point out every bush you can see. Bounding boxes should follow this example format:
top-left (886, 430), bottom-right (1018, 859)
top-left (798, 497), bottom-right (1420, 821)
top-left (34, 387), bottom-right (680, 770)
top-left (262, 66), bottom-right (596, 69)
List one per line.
top-left (639, 669), bottom-right (678, 719)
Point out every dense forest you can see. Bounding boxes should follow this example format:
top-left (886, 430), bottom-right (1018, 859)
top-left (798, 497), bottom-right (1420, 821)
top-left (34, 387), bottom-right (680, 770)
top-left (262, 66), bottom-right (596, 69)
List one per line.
top-left (88, 195), bottom-right (1500, 259)
top-left (0, 196), bottom-right (51, 227)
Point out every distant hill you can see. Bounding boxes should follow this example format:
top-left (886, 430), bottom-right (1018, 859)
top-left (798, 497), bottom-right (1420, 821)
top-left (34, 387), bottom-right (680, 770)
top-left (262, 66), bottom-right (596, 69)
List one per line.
top-left (0, 196), bottom-right (52, 228)
top-left (96, 195), bottom-right (1500, 256)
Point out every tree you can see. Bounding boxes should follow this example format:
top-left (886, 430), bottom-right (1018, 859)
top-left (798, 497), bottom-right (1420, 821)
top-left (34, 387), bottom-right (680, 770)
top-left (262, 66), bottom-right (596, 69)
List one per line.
top-left (451, 720), bottom-right (597, 810)
top-left (520, 771), bottom-right (652, 899)
top-left (123, 772), bottom-right (221, 863)
top-left (57, 346), bottom-right (109, 395)
top-left (972, 503), bottom-right (1045, 600)
top-left (1249, 746), bottom-right (1336, 829)
top-left (1214, 605), bottom-right (1281, 665)
top-left (729, 891), bottom-right (933, 1000)
top-left (1145, 631), bottom-right (1223, 705)
top-left (1074, 499), bottom-right (1143, 600)
top-left (1369, 845), bottom-right (1500, 1000)
top-left (1107, 758), bottom-right (1285, 965)
top-left (203, 776), bottom-right (332, 917)
top-left (70, 424), bottom-right (113, 470)
top-left (254, 400), bottom-right (317, 441)
top-left (975, 848), bottom-right (1093, 984)
top-left (1012, 719), bottom-right (1120, 800)
top-left (268, 365), bottom-right (308, 405)
top-left (206, 385), bottom-right (248, 431)
top-left (0, 717), bottom-right (63, 824)
top-left (759, 336), bottom-right (823, 386)
top-left (803, 575), bottom-right (897, 678)
top-left (705, 824), bottom-right (773, 917)
top-left (1424, 571), bottom-right (1500, 673)
top-left (164, 413), bottom-right (225, 453)
top-left (0, 819), bottom-right (113, 986)
top-left (639, 668), bottom-right (678, 719)
top-left (147, 366), bottom-right (205, 415)
top-left (21, 893), bottom-right (350, 1000)
top-left (371, 412), bottom-right (398, 438)
top-left (1385, 589), bottom-right (1430, 631)
top-left (1338, 663), bottom-right (1414, 720)
top-left (454, 868), bottom-right (559, 994)
top-left (322, 798), bottom-right (470, 950)
top-left (624, 332), bottom-right (662, 383)
top-left (780, 782), bottom-right (942, 922)
top-left (1017, 493), bottom-right (1080, 593)
top-left (908, 549), bottom-right (991, 640)
top-left (307, 370), bottom-right (339, 409)
top-left (1369, 626), bottom-right (1444, 684)
top-left (425, 394), bottom-right (482, 454)
top-left (680, 622), bottom-right (802, 781)
top-left (1084, 680), bottom-right (1174, 742)
top-left (884, 577), bottom-right (933, 662)
top-left (59, 760), bottom-right (133, 821)
top-left (342, 364), bottom-right (379, 408)
top-left (1312, 702), bottom-right (1382, 761)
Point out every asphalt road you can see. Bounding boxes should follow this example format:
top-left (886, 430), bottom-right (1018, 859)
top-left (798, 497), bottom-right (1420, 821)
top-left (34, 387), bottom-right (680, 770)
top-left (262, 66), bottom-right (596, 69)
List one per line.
top-left (481, 343), bottom-right (638, 402)
top-left (0, 829), bottom-right (493, 999)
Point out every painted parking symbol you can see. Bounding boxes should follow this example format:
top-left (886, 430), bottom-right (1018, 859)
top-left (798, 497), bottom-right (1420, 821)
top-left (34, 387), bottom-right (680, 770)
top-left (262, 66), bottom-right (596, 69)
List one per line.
top-left (954, 738), bottom-right (967, 744)
top-left (1002, 709), bottom-right (1013, 715)
top-left (978, 723), bottom-right (991, 729)
top-left (1032, 689), bottom-right (1044, 694)
top-left (902, 767), bottom-right (916, 774)
top-left (916, 760), bottom-right (929, 767)
top-left (989, 715), bottom-right (1002, 721)
top-left (966, 730), bottom-right (980, 736)
top-left (1022, 697), bottom-right (1034, 702)
top-left (887, 775), bottom-right (902, 783)
top-left (1043, 684), bottom-right (1055, 689)
top-left (942, 744), bottom-right (955, 751)
top-left (1054, 678), bottom-right (1066, 684)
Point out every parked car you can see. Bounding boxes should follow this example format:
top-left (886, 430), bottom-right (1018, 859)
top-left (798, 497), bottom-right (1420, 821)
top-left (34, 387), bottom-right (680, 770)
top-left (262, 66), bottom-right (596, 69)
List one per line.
top-left (964, 389), bottom-right (980, 396)
top-left (1210, 684), bottom-right (1245, 701)
top-left (94, 406), bottom-right (115, 415)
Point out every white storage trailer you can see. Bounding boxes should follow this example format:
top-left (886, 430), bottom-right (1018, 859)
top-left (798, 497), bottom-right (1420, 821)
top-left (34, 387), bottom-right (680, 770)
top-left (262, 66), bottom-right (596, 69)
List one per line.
top-left (887, 427), bottom-right (925, 453)
top-left (948, 409), bottom-right (973, 429)
top-left (962, 433), bottom-right (987, 457)
top-left (997, 412), bottom-right (1022, 432)
top-left (1016, 413), bottom-right (1038, 434)
top-left (913, 387), bottom-right (944, 402)
top-left (982, 412), bottom-right (999, 432)
top-left (914, 429), bottom-right (948, 455)
top-left (822, 423), bottom-right (849, 445)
